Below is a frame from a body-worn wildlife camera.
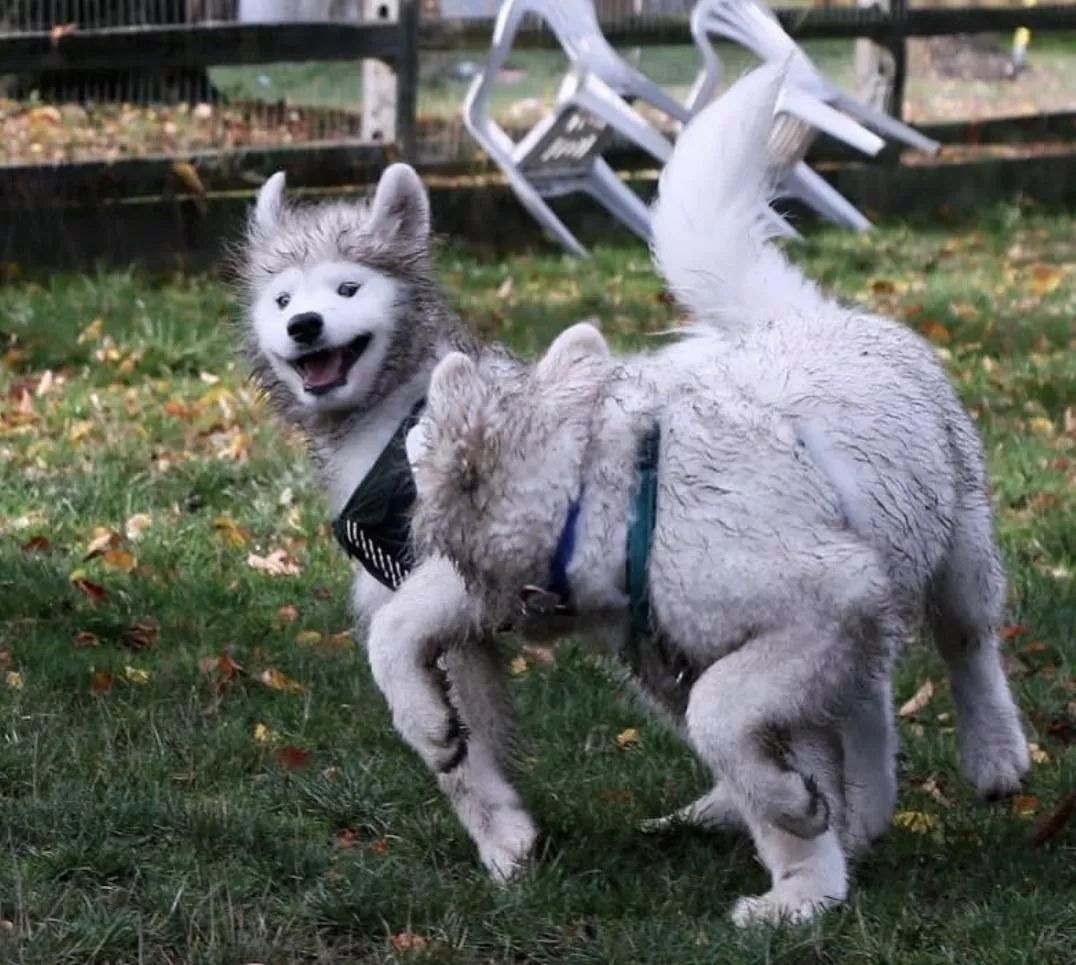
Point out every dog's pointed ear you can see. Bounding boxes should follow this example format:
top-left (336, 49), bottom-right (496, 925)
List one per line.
top-left (253, 171), bottom-right (286, 232)
top-left (536, 321), bottom-right (608, 384)
top-left (366, 163), bottom-right (430, 247)
top-left (428, 352), bottom-right (482, 416)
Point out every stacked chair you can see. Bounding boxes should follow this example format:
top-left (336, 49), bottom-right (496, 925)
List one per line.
top-left (462, 0), bottom-right (939, 254)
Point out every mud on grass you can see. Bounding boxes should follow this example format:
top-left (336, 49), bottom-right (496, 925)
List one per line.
top-left (0, 204), bottom-right (1074, 963)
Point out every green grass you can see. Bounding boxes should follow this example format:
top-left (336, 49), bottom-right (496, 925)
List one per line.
top-left (1, 205), bottom-right (1075, 963)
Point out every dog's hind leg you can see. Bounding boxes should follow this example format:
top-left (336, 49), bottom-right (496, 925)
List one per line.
top-left (929, 493), bottom-right (1028, 799)
top-left (729, 728), bottom-right (849, 927)
top-left (440, 641), bottom-right (537, 884)
top-left (841, 674), bottom-right (898, 855)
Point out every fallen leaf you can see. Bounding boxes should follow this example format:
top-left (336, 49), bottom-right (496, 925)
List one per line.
top-left (247, 549), bottom-right (301, 576)
top-left (73, 630), bottom-right (100, 648)
top-left (125, 621), bottom-right (158, 650)
top-left (258, 668), bottom-right (307, 695)
top-left (276, 603), bottom-right (300, 624)
top-left (71, 574), bottom-right (107, 603)
top-left (1028, 264), bottom-right (1062, 296)
top-left (899, 679), bottom-right (934, 717)
top-left (920, 777), bottom-right (950, 807)
top-left (171, 160), bottom-right (207, 196)
top-left (521, 644), bottom-right (556, 666)
top-left (90, 669), bottom-right (114, 696)
top-left (295, 629), bottom-right (323, 647)
top-left (919, 320), bottom-right (951, 344)
top-left (390, 932), bottom-right (428, 953)
top-left (102, 549), bottom-right (137, 573)
top-left (322, 766), bottom-right (340, 781)
top-left (253, 722), bottom-right (278, 743)
top-left (77, 317), bottom-right (103, 343)
top-left (370, 838), bottom-right (390, 854)
top-left (124, 665), bottom-right (151, 685)
top-left (1012, 795), bottom-right (1039, 817)
top-left (20, 535), bottom-right (50, 553)
top-left (5, 671), bottom-right (24, 690)
top-left (212, 515), bottom-right (248, 548)
top-left (334, 828), bottom-right (359, 848)
top-left (1000, 624), bottom-right (1029, 640)
top-left (83, 527), bottom-right (121, 559)
top-left (616, 727), bottom-right (641, 750)
top-left (510, 655), bottom-right (528, 676)
top-left (1033, 791), bottom-right (1076, 846)
top-left (68, 419), bottom-right (95, 443)
top-left (1028, 742), bottom-right (1050, 765)
top-left (496, 276), bottom-right (515, 299)
top-left (275, 746), bottom-right (310, 770)
top-left (125, 513), bottom-right (153, 541)
top-left (893, 810), bottom-right (939, 834)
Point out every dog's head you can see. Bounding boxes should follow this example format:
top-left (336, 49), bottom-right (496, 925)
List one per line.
top-left (408, 323), bottom-right (610, 612)
top-left (238, 164), bottom-right (440, 420)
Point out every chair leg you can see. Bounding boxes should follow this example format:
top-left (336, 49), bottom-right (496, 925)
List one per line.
top-left (782, 162), bottom-right (872, 232)
top-left (583, 159), bottom-right (652, 242)
top-left (832, 93), bottom-right (941, 155)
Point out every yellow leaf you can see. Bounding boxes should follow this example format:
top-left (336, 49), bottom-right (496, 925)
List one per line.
top-left (1012, 794), bottom-right (1039, 817)
top-left (258, 668), bottom-right (307, 695)
top-left (124, 665), bottom-right (151, 685)
top-left (1028, 742), bottom-right (1050, 765)
top-left (893, 810), bottom-right (939, 834)
top-left (510, 656), bottom-right (528, 676)
top-left (125, 513), bottom-right (153, 541)
top-left (247, 549), bottom-right (301, 576)
top-left (5, 671), bottom-right (24, 690)
top-left (616, 727), bottom-right (641, 750)
top-left (102, 549), bottom-right (137, 573)
top-left (253, 722), bottom-right (278, 743)
top-left (898, 679), bottom-right (934, 718)
top-left (77, 318), bottom-right (104, 343)
top-left (212, 515), bottom-right (248, 548)
top-left (84, 527), bottom-right (121, 559)
top-left (1028, 264), bottom-right (1062, 297)
top-left (197, 385), bottom-right (235, 409)
top-left (295, 629), bottom-right (323, 646)
top-left (68, 419), bottom-right (95, 443)
top-left (1028, 416), bottom-right (1055, 438)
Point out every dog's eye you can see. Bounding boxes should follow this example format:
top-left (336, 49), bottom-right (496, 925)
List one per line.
top-left (275, 293), bottom-right (291, 310)
top-left (337, 282), bottom-right (360, 298)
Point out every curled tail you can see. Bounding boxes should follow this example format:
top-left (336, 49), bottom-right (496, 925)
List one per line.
top-left (650, 64), bottom-right (832, 333)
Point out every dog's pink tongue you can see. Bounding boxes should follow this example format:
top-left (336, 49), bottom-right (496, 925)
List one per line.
top-left (303, 350), bottom-right (344, 388)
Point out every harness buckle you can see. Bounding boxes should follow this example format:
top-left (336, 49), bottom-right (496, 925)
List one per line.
top-left (519, 585), bottom-right (572, 617)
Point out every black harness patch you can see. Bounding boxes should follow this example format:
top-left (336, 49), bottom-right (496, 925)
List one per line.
top-left (331, 401), bottom-right (424, 590)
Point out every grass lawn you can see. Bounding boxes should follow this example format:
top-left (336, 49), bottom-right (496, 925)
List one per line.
top-left (1, 204), bottom-right (1074, 963)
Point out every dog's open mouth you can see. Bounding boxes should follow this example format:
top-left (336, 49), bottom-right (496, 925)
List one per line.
top-left (291, 333), bottom-right (372, 395)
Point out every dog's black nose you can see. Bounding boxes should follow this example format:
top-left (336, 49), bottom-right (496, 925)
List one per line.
top-left (287, 312), bottom-right (324, 345)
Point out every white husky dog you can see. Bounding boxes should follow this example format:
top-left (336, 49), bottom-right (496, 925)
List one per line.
top-left (238, 65), bottom-right (1027, 922)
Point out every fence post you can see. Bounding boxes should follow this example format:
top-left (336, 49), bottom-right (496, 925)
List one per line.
top-left (396, 0), bottom-right (420, 162)
top-left (889, 0), bottom-right (908, 122)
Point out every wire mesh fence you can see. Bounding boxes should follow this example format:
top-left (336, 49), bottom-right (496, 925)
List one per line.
top-left (0, 1), bottom-right (1075, 171)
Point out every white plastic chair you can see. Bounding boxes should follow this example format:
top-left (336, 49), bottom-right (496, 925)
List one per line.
top-left (689, 0), bottom-right (940, 230)
top-left (463, 0), bottom-right (693, 256)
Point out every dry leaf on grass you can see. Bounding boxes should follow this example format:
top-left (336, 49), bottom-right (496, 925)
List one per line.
top-left (90, 669), bottom-right (114, 696)
top-left (253, 722), bottom-right (278, 744)
top-left (246, 549), bottom-right (301, 576)
top-left (70, 572), bottom-right (107, 603)
top-left (83, 527), bottom-right (121, 559)
top-left (275, 746), bottom-right (310, 770)
top-left (1012, 795), bottom-right (1039, 817)
top-left (102, 549), bottom-right (137, 573)
top-left (616, 727), bottom-right (641, 750)
top-left (893, 810), bottom-right (940, 834)
top-left (390, 932), bottom-right (429, 953)
top-left (258, 668), bottom-right (307, 695)
top-left (212, 515), bottom-right (248, 548)
top-left (124, 666), bottom-right (151, 685)
top-left (1028, 742), bottom-right (1050, 765)
top-left (899, 679), bottom-right (934, 717)
top-left (5, 671), bottom-right (24, 690)
top-left (125, 513), bottom-right (153, 541)
top-left (1033, 791), bottom-right (1076, 846)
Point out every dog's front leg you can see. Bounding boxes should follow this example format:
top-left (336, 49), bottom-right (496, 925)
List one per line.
top-left (365, 556), bottom-right (536, 882)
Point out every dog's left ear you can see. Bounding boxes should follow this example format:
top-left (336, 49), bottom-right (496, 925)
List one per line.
top-left (366, 163), bottom-right (430, 248)
top-left (536, 321), bottom-right (608, 385)
top-left (253, 171), bottom-right (286, 233)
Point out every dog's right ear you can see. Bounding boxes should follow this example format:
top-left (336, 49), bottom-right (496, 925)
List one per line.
top-left (253, 171), bottom-right (286, 232)
top-left (366, 163), bottom-right (430, 248)
top-left (536, 321), bottom-right (608, 385)
top-left (428, 352), bottom-right (482, 416)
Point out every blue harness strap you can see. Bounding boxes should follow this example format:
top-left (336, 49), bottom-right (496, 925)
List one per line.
top-left (626, 424), bottom-right (661, 640)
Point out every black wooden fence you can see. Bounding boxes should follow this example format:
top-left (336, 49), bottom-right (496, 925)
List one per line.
top-left (2, 2), bottom-right (1075, 267)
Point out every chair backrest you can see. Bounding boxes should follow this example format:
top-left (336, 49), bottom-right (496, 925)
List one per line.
top-left (697, 0), bottom-right (817, 81)
top-left (515, 105), bottom-right (615, 181)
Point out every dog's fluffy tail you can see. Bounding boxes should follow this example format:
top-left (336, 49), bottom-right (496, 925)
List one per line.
top-left (650, 64), bottom-right (831, 334)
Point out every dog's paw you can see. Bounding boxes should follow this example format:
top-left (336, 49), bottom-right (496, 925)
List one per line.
top-left (730, 889), bottom-right (837, 928)
top-left (477, 807), bottom-right (537, 886)
top-left (960, 728), bottom-right (1030, 800)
